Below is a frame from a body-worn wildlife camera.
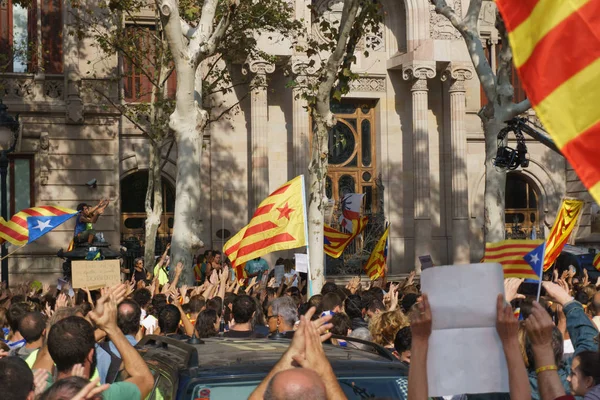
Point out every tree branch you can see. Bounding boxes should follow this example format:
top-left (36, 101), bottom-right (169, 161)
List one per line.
top-left (496, 14), bottom-right (514, 105)
top-left (156, 0), bottom-right (187, 67)
top-left (192, 0), bottom-right (239, 65)
top-left (431, 0), bottom-right (496, 103)
top-left (208, 91), bottom-right (250, 123)
top-left (508, 99), bottom-right (531, 117)
top-left (93, 88), bottom-right (156, 144)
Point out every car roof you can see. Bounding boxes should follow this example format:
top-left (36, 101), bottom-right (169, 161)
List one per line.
top-left (137, 335), bottom-right (403, 376)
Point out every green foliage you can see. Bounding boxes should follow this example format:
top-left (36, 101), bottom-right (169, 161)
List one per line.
top-left (294, 0), bottom-right (383, 108)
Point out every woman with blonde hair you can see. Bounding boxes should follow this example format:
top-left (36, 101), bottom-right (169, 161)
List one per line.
top-left (368, 308), bottom-right (409, 349)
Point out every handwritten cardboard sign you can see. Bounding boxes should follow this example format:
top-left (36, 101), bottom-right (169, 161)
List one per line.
top-left (71, 260), bottom-right (121, 290)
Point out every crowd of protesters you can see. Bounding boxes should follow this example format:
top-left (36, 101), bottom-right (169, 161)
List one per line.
top-left (0, 247), bottom-right (599, 400)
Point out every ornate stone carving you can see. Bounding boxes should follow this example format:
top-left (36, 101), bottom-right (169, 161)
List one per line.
top-left (402, 64), bottom-right (436, 92)
top-left (430, 0), bottom-right (463, 40)
top-left (44, 80), bottom-right (63, 99)
top-left (38, 132), bottom-right (50, 186)
top-left (291, 60), bottom-right (317, 88)
top-left (1, 78), bottom-right (34, 100)
top-left (242, 59), bottom-right (276, 88)
top-left (348, 76), bottom-right (386, 92)
top-left (441, 65), bottom-right (474, 93)
top-left (479, 1), bottom-right (497, 27)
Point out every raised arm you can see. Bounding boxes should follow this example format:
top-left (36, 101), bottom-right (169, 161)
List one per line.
top-left (89, 287), bottom-right (154, 398)
top-left (543, 281), bottom-right (597, 354)
top-left (496, 294), bottom-right (531, 400)
top-left (157, 243), bottom-right (171, 267)
top-left (524, 302), bottom-right (567, 400)
top-left (408, 293), bottom-right (431, 400)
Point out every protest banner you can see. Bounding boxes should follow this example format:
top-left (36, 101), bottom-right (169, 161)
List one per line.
top-left (71, 260), bottom-right (121, 290)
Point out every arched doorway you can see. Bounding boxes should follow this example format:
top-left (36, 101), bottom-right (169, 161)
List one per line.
top-left (120, 171), bottom-right (175, 243)
top-left (505, 172), bottom-right (541, 239)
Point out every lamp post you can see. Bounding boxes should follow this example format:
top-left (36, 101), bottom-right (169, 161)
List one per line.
top-left (0, 100), bottom-right (20, 286)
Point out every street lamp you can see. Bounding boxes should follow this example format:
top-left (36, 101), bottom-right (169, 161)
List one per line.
top-left (0, 100), bottom-right (20, 286)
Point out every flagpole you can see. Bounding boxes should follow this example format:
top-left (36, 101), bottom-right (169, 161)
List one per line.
top-left (0, 244), bottom-right (26, 261)
top-left (536, 240), bottom-right (547, 302)
top-left (300, 175), bottom-right (312, 297)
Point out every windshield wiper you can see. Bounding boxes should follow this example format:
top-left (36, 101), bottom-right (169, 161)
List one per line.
top-left (341, 381), bottom-right (375, 399)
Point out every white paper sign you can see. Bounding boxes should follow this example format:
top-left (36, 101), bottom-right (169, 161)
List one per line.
top-left (294, 253), bottom-right (308, 273)
top-left (274, 264), bottom-right (285, 287)
top-left (421, 263), bottom-right (508, 396)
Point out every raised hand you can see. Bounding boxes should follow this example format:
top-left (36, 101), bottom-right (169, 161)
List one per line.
top-left (161, 282), bottom-right (171, 295)
top-left (71, 363), bottom-right (86, 378)
top-left (388, 283), bottom-right (400, 311)
top-left (175, 262), bottom-right (184, 276)
top-left (504, 278), bottom-right (525, 303)
top-left (56, 293), bottom-right (68, 309)
top-left (267, 277), bottom-right (276, 288)
top-left (33, 369), bottom-right (50, 396)
top-left (552, 268), bottom-right (559, 282)
top-left (496, 294), bottom-right (519, 344)
top-left (523, 301), bottom-right (555, 348)
top-left (71, 377), bottom-right (110, 400)
top-left (410, 293), bottom-right (432, 343)
top-left (209, 270), bottom-right (218, 285)
top-left (542, 280), bottom-right (573, 306)
top-left (582, 269), bottom-right (589, 287)
top-left (220, 266), bottom-right (230, 283)
top-left (407, 270), bottom-right (416, 286)
top-left (42, 283), bottom-right (50, 296)
top-left (88, 292), bottom-right (118, 334)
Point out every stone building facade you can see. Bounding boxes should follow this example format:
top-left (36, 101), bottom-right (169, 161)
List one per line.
top-left (0, 0), bottom-right (575, 284)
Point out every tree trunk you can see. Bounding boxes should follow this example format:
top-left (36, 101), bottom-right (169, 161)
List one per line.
top-left (307, 111), bottom-right (332, 295)
top-left (483, 117), bottom-right (508, 243)
top-left (144, 141), bottom-right (163, 275)
top-left (169, 62), bottom-right (207, 285)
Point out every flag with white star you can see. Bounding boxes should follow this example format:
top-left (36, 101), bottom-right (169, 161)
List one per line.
top-left (524, 242), bottom-right (546, 280)
top-left (0, 206), bottom-right (78, 246)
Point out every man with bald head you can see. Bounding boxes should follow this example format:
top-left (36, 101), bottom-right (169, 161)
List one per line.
top-left (96, 299), bottom-right (141, 384)
top-left (250, 307), bottom-right (346, 400)
top-left (264, 369), bottom-right (327, 400)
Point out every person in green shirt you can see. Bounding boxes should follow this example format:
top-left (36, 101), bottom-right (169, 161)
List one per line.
top-left (34, 284), bottom-right (154, 399)
top-left (153, 243), bottom-right (171, 286)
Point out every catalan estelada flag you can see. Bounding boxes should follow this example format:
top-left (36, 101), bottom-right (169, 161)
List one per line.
top-left (593, 253), bottom-right (600, 272)
top-left (324, 216), bottom-right (368, 258)
top-left (482, 239), bottom-right (544, 279)
top-left (0, 206), bottom-right (78, 246)
top-left (224, 176), bottom-right (306, 267)
top-left (363, 223), bottom-right (389, 281)
top-left (495, 1), bottom-right (600, 203)
top-left (542, 199), bottom-right (584, 271)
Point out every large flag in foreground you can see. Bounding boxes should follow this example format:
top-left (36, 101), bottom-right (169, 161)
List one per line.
top-left (482, 239), bottom-right (544, 279)
top-left (224, 176), bottom-right (306, 267)
top-left (495, 1), bottom-right (600, 203)
top-left (542, 199), bottom-right (584, 271)
top-left (523, 242), bottom-right (545, 281)
top-left (0, 206), bottom-right (78, 246)
top-left (363, 224), bottom-right (389, 281)
top-left (324, 216), bottom-right (368, 258)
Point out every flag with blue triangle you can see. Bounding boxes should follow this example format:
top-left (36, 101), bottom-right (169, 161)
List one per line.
top-left (523, 242), bottom-right (545, 281)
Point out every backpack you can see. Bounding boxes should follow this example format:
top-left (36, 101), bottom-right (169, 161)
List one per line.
top-left (98, 341), bottom-right (122, 384)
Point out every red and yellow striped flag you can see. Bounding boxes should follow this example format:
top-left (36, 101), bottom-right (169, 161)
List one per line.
top-left (363, 224), bottom-right (389, 281)
top-left (224, 176), bottom-right (306, 267)
top-left (593, 253), bottom-right (600, 272)
top-left (542, 198), bottom-right (584, 271)
top-left (324, 216), bottom-right (368, 258)
top-left (483, 239), bottom-right (544, 279)
top-left (496, 0), bottom-right (600, 203)
top-left (0, 206), bottom-right (78, 246)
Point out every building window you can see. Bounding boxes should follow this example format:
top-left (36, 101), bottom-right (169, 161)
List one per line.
top-left (0, 0), bottom-right (63, 74)
top-left (319, 101), bottom-right (378, 215)
top-left (5, 155), bottom-right (34, 215)
top-left (122, 25), bottom-right (176, 103)
top-left (505, 172), bottom-right (540, 239)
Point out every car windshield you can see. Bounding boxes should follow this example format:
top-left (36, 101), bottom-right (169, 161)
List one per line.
top-left (189, 376), bottom-right (405, 399)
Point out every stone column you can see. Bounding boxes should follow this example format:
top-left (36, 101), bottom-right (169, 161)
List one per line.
top-left (403, 62), bottom-right (436, 271)
top-left (63, 0), bottom-right (83, 123)
top-left (291, 60), bottom-right (314, 178)
top-left (442, 64), bottom-right (473, 264)
top-left (244, 59), bottom-right (275, 212)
